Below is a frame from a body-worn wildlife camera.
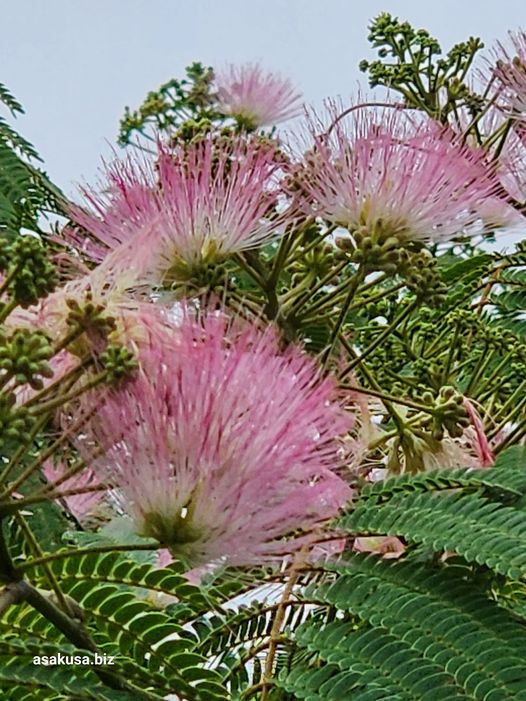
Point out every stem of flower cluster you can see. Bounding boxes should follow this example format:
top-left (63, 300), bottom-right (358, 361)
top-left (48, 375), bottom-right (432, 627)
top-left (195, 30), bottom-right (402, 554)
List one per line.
top-left (29, 370), bottom-right (107, 417)
top-left (321, 267), bottom-right (365, 366)
top-left (339, 300), bottom-right (417, 378)
top-left (13, 511), bottom-right (74, 616)
top-left (0, 414), bottom-right (49, 486)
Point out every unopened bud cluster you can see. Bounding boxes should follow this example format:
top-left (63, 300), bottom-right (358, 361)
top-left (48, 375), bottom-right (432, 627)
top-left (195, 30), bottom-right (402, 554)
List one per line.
top-left (100, 345), bottom-right (137, 382)
top-left (65, 293), bottom-right (116, 337)
top-left (0, 329), bottom-right (53, 390)
top-left (421, 386), bottom-right (470, 440)
top-left (0, 393), bottom-right (34, 450)
top-left (398, 249), bottom-right (447, 307)
top-left (0, 236), bottom-right (56, 306)
top-left (351, 227), bottom-right (401, 274)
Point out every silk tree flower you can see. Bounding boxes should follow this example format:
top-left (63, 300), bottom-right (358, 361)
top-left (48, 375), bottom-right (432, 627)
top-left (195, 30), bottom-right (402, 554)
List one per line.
top-left (462, 398), bottom-right (495, 468)
top-left (75, 310), bottom-right (353, 567)
top-left (419, 432), bottom-right (491, 471)
top-left (69, 156), bottom-right (164, 265)
top-left (394, 422), bottom-right (494, 473)
top-left (290, 105), bottom-right (505, 246)
top-left (7, 263), bottom-right (178, 412)
top-left (215, 63), bottom-right (303, 128)
top-left (445, 105), bottom-right (526, 225)
top-left (68, 138), bottom-right (288, 284)
top-left (491, 30), bottom-right (526, 117)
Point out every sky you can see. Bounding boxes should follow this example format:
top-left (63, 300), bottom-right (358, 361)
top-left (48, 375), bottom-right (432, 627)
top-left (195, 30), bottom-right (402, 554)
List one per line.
top-left (1, 0), bottom-right (526, 197)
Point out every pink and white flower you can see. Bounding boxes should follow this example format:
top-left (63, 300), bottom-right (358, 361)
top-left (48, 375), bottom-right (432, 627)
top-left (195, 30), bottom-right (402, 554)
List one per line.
top-left (216, 63), bottom-right (303, 128)
top-left (69, 156), bottom-right (157, 264)
top-left (75, 309), bottom-right (353, 567)
top-left (491, 30), bottom-right (526, 117)
top-left (291, 105), bottom-right (505, 245)
top-left (6, 249), bottom-right (179, 346)
top-left (68, 138), bottom-right (288, 284)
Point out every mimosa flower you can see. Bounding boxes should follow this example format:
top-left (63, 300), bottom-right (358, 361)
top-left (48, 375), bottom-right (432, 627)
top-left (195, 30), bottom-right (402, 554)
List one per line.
top-left (491, 30), bottom-right (526, 116)
top-left (76, 310), bottom-right (353, 567)
top-left (68, 138), bottom-right (288, 285)
top-left (6, 261), bottom-right (171, 353)
top-left (290, 105), bottom-right (505, 245)
top-left (216, 63), bottom-right (303, 128)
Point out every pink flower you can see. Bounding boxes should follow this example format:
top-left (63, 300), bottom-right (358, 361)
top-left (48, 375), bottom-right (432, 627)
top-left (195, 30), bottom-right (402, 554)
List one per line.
top-left (7, 266), bottom-right (179, 414)
top-left (75, 309), bottom-right (353, 567)
top-left (292, 105), bottom-right (504, 245)
top-left (445, 105), bottom-right (526, 221)
top-left (216, 63), bottom-right (303, 128)
top-left (69, 157), bottom-right (157, 264)
top-left (491, 30), bottom-right (526, 117)
top-left (383, 410), bottom-right (496, 473)
top-left (68, 138), bottom-right (287, 284)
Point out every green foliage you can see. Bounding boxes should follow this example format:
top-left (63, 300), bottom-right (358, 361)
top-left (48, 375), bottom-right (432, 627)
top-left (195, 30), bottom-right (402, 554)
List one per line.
top-left (1, 235), bottom-right (57, 305)
top-left (0, 82), bottom-right (66, 237)
top-left (118, 62), bottom-right (220, 147)
top-left (0, 656), bottom-right (142, 701)
top-left (488, 244), bottom-right (526, 337)
top-left (1, 552), bottom-right (230, 700)
top-left (279, 447), bottom-right (526, 700)
top-left (359, 12), bottom-right (484, 121)
top-left (344, 489), bottom-right (526, 577)
top-left (282, 556), bottom-right (526, 700)
top-left (191, 595), bottom-right (317, 696)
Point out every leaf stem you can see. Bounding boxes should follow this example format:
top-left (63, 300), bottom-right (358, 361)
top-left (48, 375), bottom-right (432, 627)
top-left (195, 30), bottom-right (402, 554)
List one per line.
top-left (15, 543), bottom-right (159, 573)
top-left (321, 267), bottom-right (365, 366)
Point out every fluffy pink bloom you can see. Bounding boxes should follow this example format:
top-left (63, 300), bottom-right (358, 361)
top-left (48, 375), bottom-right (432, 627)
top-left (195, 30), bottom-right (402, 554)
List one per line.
top-left (292, 106), bottom-right (505, 245)
top-left (75, 310), bottom-right (353, 567)
top-left (417, 434), bottom-right (486, 472)
top-left (404, 421), bottom-right (494, 472)
top-left (216, 63), bottom-right (303, 128)
top-left (8, 265), bottom-right (179, 414)
top-left (381, 403), bottom-right (496, 473)
top-left (68, 138), bottom-right (287, 283)
top-left (491, 30), bottom-right (526, 116)
top-left (68, 157), bottom-right (157, 264)
top-left (445, 105), bottom-right (526, 221)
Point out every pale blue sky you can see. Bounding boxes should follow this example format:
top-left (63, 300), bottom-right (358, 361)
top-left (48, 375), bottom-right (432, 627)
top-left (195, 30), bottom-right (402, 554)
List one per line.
top-left (1, 0), bottom-right (525, 195)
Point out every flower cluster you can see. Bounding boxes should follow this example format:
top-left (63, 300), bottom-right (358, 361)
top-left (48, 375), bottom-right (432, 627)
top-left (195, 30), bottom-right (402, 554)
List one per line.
top-left (216, 63), bottom-right (303, 128)
top-left (19, 56), bottom-right (521, 575)
top-left (492, 30), bottom-right (526, 117)
top-left (73, 310), bottom-right (353, 567)
top-left (289, 106), bottom-right (505, 246)
top-left (70, 137), bottom-right (287, 285)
